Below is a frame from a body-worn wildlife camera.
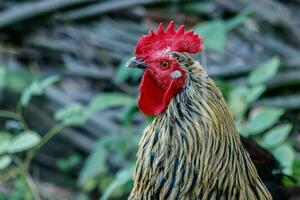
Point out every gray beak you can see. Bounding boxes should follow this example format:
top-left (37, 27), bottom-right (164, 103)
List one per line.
top-left (126, 57), bottom-right (147, 69)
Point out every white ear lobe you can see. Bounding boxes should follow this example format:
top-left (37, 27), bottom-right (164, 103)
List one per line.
top-left (170, 70), bottom-right (182, 79)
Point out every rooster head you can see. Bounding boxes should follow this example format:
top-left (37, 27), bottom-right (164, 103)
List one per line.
top-left (126, 21), bottom-right (203, 116)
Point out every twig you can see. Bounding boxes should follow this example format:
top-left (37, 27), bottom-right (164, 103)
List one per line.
top-left (0, 0), bottom-right (94, 28)
top-left (0, 167), bottom-right (19, 183)
top-left (0, 106), bottom-right (29, 130)
top-left (13, 156), bottom-right (41, 200)
top-left (24, 124), bottom-right (65, 169)
top-left (16, 103), bottom-right (29, 130)
top-left (58, 0), bottom-right (165, 21)
top-left (25, 174), bottom-right (41, 200)
top-left (238, 27), bottom-right (300, 66)
top-left (253, 94), bottom-right (300, 110)
top-left (0, 110), bottom-right (20, 120)
top-left (229, 70), bottom-right (300, 90)
top-left (26, 104), bottom-right (94, 153)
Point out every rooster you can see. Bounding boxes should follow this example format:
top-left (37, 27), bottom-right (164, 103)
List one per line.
top-left (126, 21), bottom-right (296, 200)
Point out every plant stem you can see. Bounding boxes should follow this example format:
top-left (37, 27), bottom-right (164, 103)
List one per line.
top-left (14, 156), bottom-right (41, 200)
top-left (0, 104), bottom-right (29, 130)
top-left (0, 110), bottom-right (20, 120)
top-left (24, 173), bottom-right (41, 200)
top-left (16, 102), bottom-right (29, 130)
top-left (24, 123), bottom-right (65, 169)
top-left (0, 167), bottom-right (20, 183)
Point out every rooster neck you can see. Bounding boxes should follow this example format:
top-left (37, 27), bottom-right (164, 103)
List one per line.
top-left (129, 62), bottom-right (272, 200)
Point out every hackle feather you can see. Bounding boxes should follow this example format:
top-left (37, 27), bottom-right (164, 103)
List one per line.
top-left (129, 53), bottom-right (272, 200)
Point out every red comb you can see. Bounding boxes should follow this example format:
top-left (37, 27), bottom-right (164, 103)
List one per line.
top-left (135, 21), bottom-right (203, 58)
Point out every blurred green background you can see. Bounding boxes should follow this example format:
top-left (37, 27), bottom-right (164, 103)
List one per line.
top-left (0, 0), bottom-right (300, 199)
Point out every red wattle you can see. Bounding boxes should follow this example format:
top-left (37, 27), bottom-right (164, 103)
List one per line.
top-left (138, 70), bottom-right (185, 116)
top-left (138, 71), bottom-right (165, 115)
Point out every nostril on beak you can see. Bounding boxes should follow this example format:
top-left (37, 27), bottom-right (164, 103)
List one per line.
top-left (126, 57), bottom-right (147, 69)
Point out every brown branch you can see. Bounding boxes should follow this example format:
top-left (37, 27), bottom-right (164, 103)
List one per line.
top-left (0, 0), bottom-right (94, 29)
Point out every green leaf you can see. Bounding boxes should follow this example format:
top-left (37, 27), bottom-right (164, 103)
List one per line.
top-left (0, 135), bottom-right (10, 155)
top-left (9, 131), bottom-right (41, 153)
top-left (78, 141), bottom-right (108, 190)
top-left (0, 67), bottom-right (6, 87)
top-left (40, 75), bottom-right (60, 89)
top-left (247, 107), bottom-right (284, 135)
top-left (183, 2), bottom-right (216, 15)
top-left (74, 193), bottom-right (90, 200)
top-left (272, 144), bottom-right (295, 175)
top-left (55, 93), bottom-right (134, 126)
top-left (88, 93), bottom-right (134, 111)
top-left (55, 104), bottom-right (89, 126)
top-left (246, 85), bottom-right (266, 103)
top-left (21, 75), bottom-right (59, 106)
top-left (4, 68), bottom-right (32, 92)
top-left (194, 8), bottom-right (251, 52)
top-left (0, 155), bottom-right (11, 170)
top-left (293, 159), bottom-right (300, 182)
top-left (194, 20), bottom-right (227, 52)
top-left (214, 79), bottom-right (231, 98)
top-left (21, 81), bottom-right (39, 106)
top-left (100, 165), bottom-right (134, 200)
top-left (121, 100), bottom-right (138, 126)
top-left (228, 86), bottom-right (249, 116)
top-left (57, 154), bottom-right (81, 173)
top-left (260, 124), bottom-right (292, 148)
top-left (236, 121), bottom-right (248, 137)
top-left (248, 57), bottom-right (280, 85)
top-left (225, 7), bottom-right (252, 31)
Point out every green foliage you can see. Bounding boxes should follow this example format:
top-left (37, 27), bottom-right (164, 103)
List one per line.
top-left (228, 85), bottom-right (249, 116)
top-left (0, 155), bottom-right (11, 170)
top-left (120, 100), bottom-right (139, 126)
top-left (246, 85), bottom-right (266, 104)
top-left (195, 20), bottom-right (227, 51)
top-left (248, 57), bottom-right (280, 85)
top-left (260, 124), bottom-right (292, 148)
top-left (55, 92), bottom-right (135, 126)
top-left (52, 91), bottom-right (138, 198)
top-left (0, 8), bottom-right (299, 199)
top-left (21, 75), bottom-right (59, 106)
top-left (272, 144), bottom-right (295, 175)
top-left (1, 68), bottom-right (33, 92)
top-left (9, 177), bottom-right (33, 200)
top-left (0, 130), bottom-right (40, 171)
top-left (293, 159), bottom-right (300, 181)
top-left (228, 57), bottom-right (280, 117)
top-left (183, 2), bottom-right (216, 15)
top-left (0, 67), bottom-right (6, 87)
top-left (194, 7), bottom-right (252, 52)
top-left (228, 85), bottom-right (267, 117)
top-left (0, 72), bottom-right (60, 199)
top-left (78, 140), bottom-right (108, 190)
top-left (55, 103), bottom-right (89, 126)
top-left (88, 92), bottom-right (134, 111)
top-left (224, 7), bottom-right (252, 31)
top-left (78, 132), bottom-right (139, 198)
top-left (74, 193), bottom-right (90, 200)
top-left (9, 131), bottom-right (41, 153)
top-left (246, 107), bottom-right (284, 136)
top-left (57, 153), bottom-right (81, 173)
top-left (0, 132), bottom-right (11, 155)
top-left (227, 56), bottom-right (298, 177)
top-left (100, 165), bottom-right (134, 200)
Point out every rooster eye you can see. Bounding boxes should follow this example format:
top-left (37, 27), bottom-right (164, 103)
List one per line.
top-left (160, 61), bottom-right (170, 69)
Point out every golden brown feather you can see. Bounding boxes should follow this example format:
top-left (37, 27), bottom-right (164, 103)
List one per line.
top-left (129, 53), bottom-right (272, 200)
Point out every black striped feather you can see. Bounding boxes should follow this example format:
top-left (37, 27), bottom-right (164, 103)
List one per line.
top-left (128, 53), bottom-right (272, 200)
